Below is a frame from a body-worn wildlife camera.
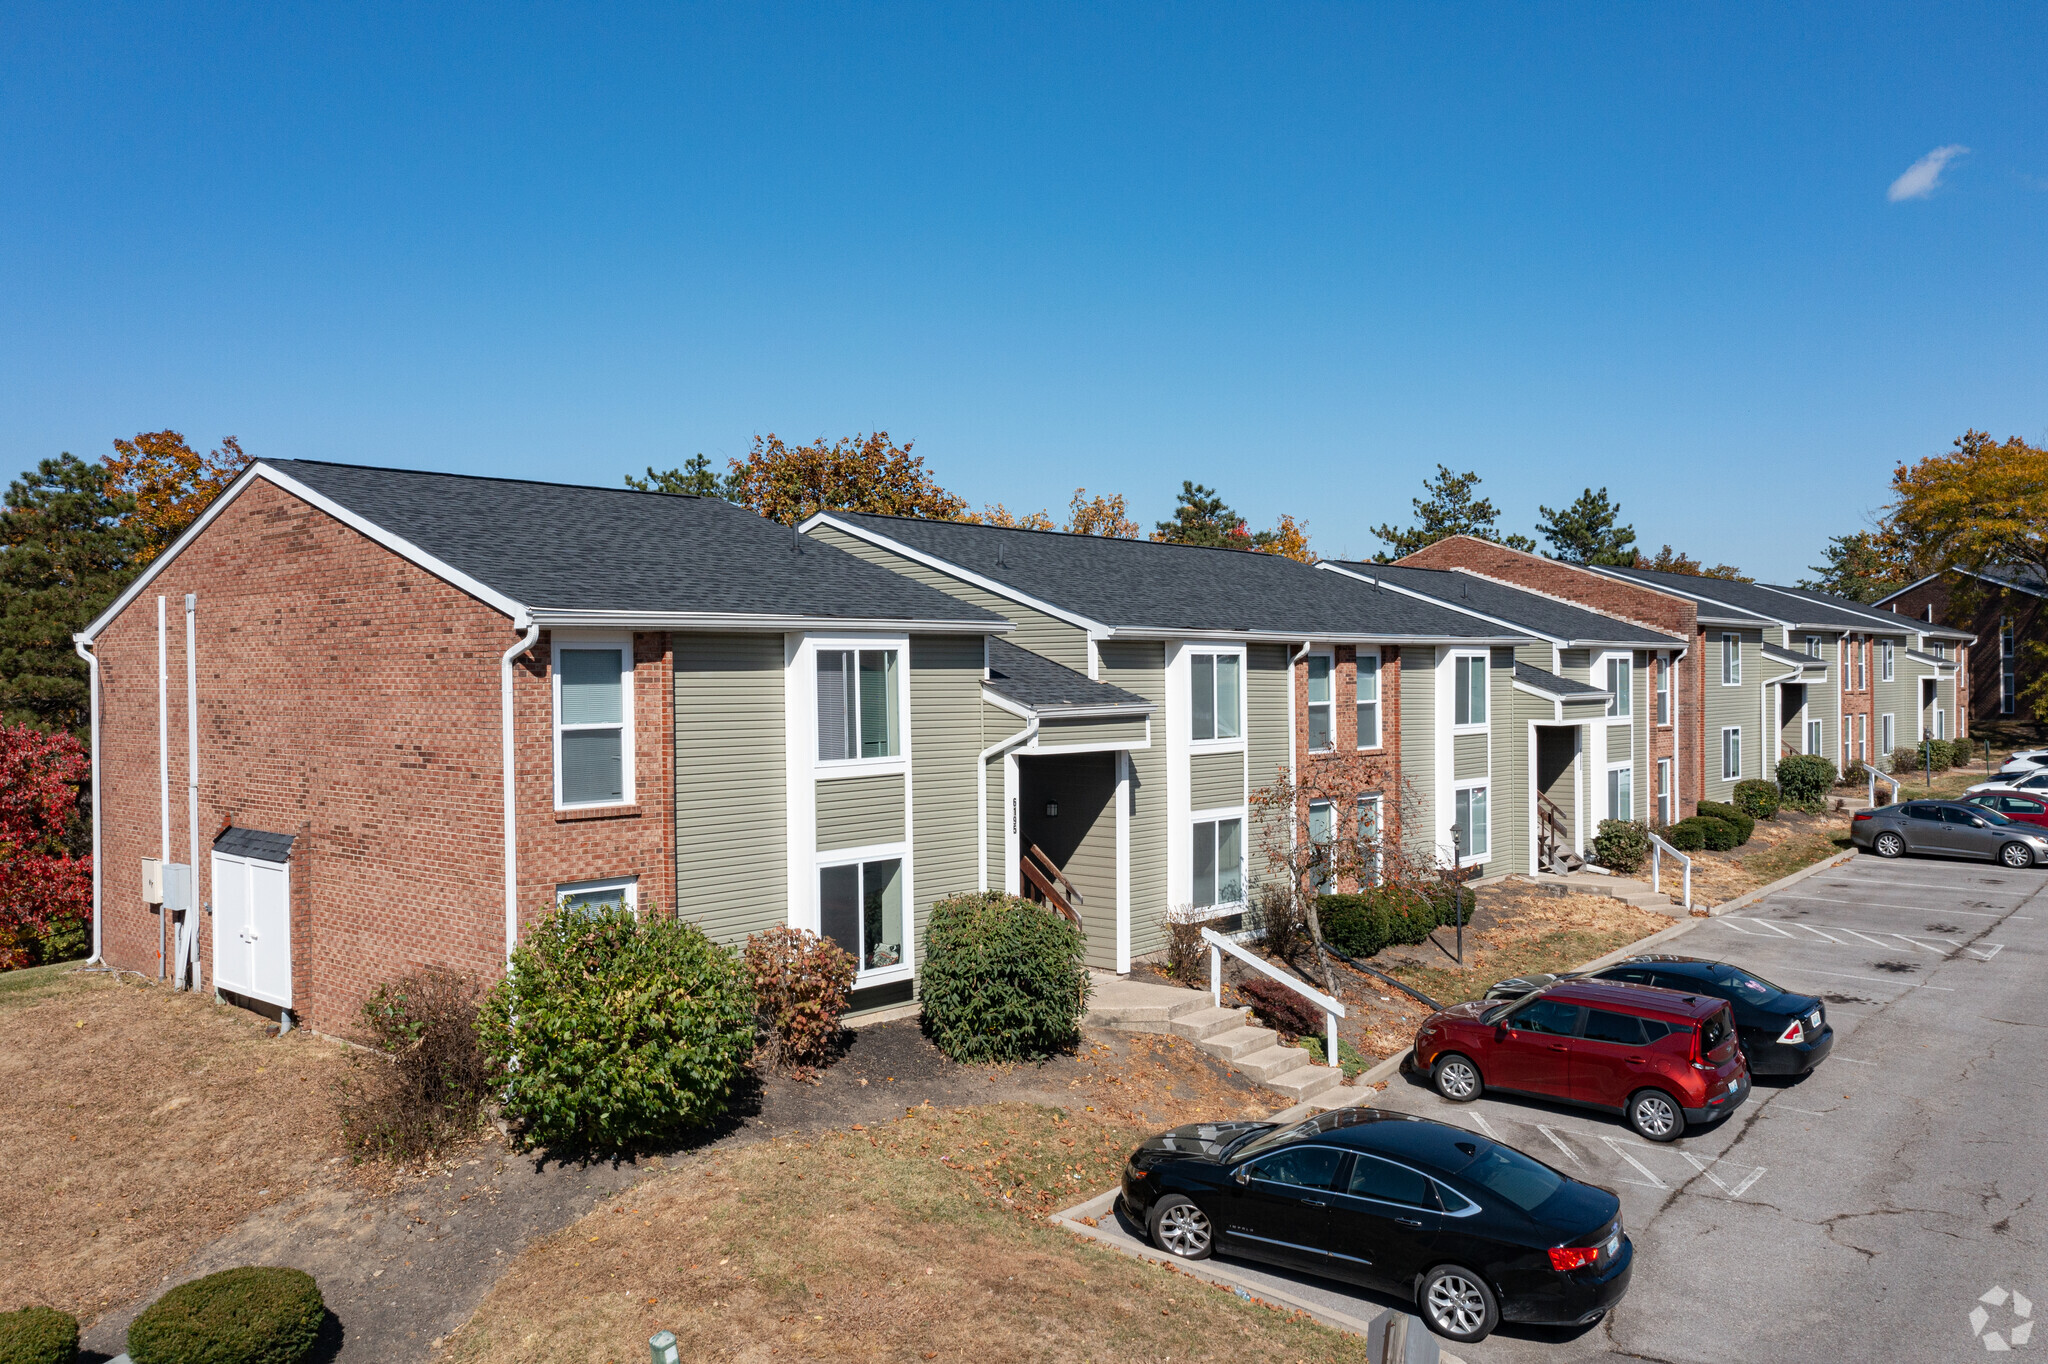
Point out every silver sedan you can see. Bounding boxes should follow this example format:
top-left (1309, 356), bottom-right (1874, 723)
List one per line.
top-left (1850, 800), bottom-right (2048, 868)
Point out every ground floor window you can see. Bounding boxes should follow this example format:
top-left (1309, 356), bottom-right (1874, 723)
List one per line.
top-left (1805, 718), bottom-right (1822, 755)
top-left (1307, 800), bottom-right (1334, 892)
top-left (1453, 784), bottom-right (1489, 862)
top-left (1934, 708), bottom-right (1947, 740)
top-left (820, 856), bottom-right (903, 972)
top-left (1857, 713), bottom-right (1867, 761)
top-left (1722, 727), bottom-right (1741, 781)
top-left (1192, 814), bottom-right (1244, 908)
top-left (1356, 793), bottom-right (1383, 887)
top-left (556, 876), bottom-right (637, 917)
top-left (1606, 765), bottom-right (1632, 823)
top-left (1881, 713), bottom-right (1894, 754)
top-left (1656, 759), bottom-right (1672, 826)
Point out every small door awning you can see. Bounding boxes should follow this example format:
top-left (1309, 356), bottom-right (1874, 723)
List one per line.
top-left (213, 826), bottom-right (296, 862)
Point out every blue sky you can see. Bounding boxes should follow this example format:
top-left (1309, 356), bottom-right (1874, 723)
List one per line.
top-left (3, 4), bottom-right (2042, 580)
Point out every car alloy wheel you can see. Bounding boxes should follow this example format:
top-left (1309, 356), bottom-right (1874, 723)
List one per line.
top-left (1150, 1197), bottom-right (1213, 1260)
top-left (2000, 842), bottom-right (2035, 869)
top-left (1420, 1265), bottom-right (1500, 1343)
top-left (1433, 1054), bottom-right (1482, 1103)
top-left (1873, 831), bottom-right (1905, 858)
top-left (1629, 1089), bottom-right (1682, 1142)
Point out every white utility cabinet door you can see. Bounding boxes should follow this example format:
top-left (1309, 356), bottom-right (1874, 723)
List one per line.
top-left (211, 852), bottom-right (292, 1008)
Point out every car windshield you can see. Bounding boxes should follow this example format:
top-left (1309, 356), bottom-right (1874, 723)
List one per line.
top-left (1456, 1141), bottom-right (1569, 1216)
top-left (1711, 964), bottom-right (1787, 1006)
top-left (1970, 805), bottom-right (2015, 826)
top-left (1481, 989), bottom-right (1543, 1024)
top-left (1226, 1120), bottom-right (1318, 1164)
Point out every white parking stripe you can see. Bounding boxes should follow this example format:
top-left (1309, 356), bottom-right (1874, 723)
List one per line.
top-left (1837, 927), bottom-right (1900, 949)
top-left (1773, 896), bottom-right (2024, 916)
top-left (1791, 923), bottom-right (1849, 943)
top-left (1536, 1124), bottom-right (1585, 1168)
top-left (1599, 1136), bottom-right (1670, 1191)
top-left (1746, 919), bottom-right (1800, 938)
top-left (1886, 933), bottom-right (1946, 954)
top-left (1467, 1111), bottom-right (1501, 1142)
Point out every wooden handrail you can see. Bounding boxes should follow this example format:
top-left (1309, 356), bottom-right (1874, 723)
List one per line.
top-left (1019, 855), bottom-right (1081, 927)
top-left (1026, 842), bottom-right (1083, 905)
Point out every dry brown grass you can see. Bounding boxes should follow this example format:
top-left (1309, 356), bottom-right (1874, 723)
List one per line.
top-left (445, 1101), bottom-right (1372, 1364)
top-left (1371, 889), bottom-right (1668, 1013)
top-left (1686, 809), bottom-right (1852, 906)
top-left (0, 966), bottom-right (349, 1321)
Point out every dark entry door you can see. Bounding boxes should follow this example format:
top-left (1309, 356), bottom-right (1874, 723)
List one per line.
top-left (1016, 752), bottom-right (1119, 964)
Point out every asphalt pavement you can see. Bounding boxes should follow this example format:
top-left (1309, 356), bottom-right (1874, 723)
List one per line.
top-left (1094, 851), bottom-right (2048, 1361)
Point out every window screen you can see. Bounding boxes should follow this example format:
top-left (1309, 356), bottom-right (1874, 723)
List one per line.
top-left (559, 648), bottom-right (625, 804)
top-left (1307, 654), bottom-right (1332, 751)
top-left (1192, 817), bottom-right (1243, 907)
top-left (1455, 656), bottom-right (1487, 725)
top-left (1356, 653), bottom-right (1380, 748)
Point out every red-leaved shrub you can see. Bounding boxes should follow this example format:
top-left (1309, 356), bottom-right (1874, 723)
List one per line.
top-left (0, 724), bottom-right (91, 968)
top-left (1238, 976), bottom-right (1324, 1040)
top-left (744, 926), bottom-right (857, 1080)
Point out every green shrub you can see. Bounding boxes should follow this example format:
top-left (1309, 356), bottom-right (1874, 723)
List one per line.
top-left (1664, 821), bottom-right (1706, 852)
top-left (1591, 819), bottom-right (1650, 875)
top-left (1732, 779), bottom-right (1782, 820)
top-left (478, 907), bottom-right (755, 1150)
top-left (1677, 816), bottom-right (1740, 852)
top-left (1841, 756), bottom-right (1866, 787)
top-left (0, 1305), bottom-right (77, 1364)
top-left (1296, 1033), bottom-right (1371, 1079)
top-left (1319, 884), bottom-right (1446, 959)
top-left (1914, 739), bottom-right (1952, 773)
top-left (1776, 755), bottom-right (1837, 808)
top-left (1695, 801), bottom-right (1754, 844)
top-left (920, 893), bottom-right (1090, 1063)
top-left (128, 1267), bottom-right (322, 1364)
top-left (338, 967), bottom-right (496, 1164)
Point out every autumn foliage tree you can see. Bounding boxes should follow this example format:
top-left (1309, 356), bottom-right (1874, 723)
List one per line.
top-left (1883, 430), bottom-right (2048, 581)
top-left (0, 723), bottom-right (91, 967)
top-left (1065, 488), bottom-right (1140, 538)
top-left (1631, 544), bottom-right (1750, 581)
top-left (1149, 481), bottom-right (1312, 562)
top-left (723, 432), bottom-right (969, 524)
top-left (104, 430), bottom-right (252, 562)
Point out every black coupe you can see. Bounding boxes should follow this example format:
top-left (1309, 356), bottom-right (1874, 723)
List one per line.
top-left (1118, 1107), bottom-right (1631, 1343)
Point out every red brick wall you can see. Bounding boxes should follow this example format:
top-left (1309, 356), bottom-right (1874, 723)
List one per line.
top-left (91, 476), bottom-right (674, 1036)
top-left (1399, 537), bottom-right (1702, 817)
top-left (1291, 643), bottom-right (1403, 886)
top-left (1839, 636), bottom-right (1875, 765)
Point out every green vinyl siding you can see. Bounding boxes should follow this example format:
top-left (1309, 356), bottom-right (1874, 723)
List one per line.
top-left (1037, 715), bottom-right (1150, 749)
top-left (1100, 639), bottom-right (1167, 960)
top-left (1190, 750), bottom-right (1244, 812)
top-left (674, 632), bottom-right (787, 944)
top-left (1558, 648), bottom-right (1591, 682)
top-left (1703, 629), bottom-right (1763, 802)
top-left (1244, 644), bottom-right (1292, 900)
top-left (1400, 646), bottom-right (1436, 862)
top-left (909, 635), bottom-right (985, 936)
top-left (816, 773), bottom-right (906, 851)
top-left (1453, 732), bottom-right (1489, 782)
top-left (807, 523), bottom-right (1090, 674)
top-left (1514, 642), bottom-right (1554, 671)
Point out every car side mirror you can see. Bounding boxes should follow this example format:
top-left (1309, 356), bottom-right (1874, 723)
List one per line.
top-left (1233, 1168), bottom-right (1250, 1186)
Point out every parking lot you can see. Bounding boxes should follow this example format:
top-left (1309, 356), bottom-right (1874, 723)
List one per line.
top-left (1097, 852), bottom-right (2048, 1360)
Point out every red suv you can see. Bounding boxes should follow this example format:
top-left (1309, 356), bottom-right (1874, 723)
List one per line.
top-left (1412, 979), bottom-right (1750, 1142)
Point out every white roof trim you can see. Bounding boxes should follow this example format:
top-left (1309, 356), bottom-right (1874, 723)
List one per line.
top-left (1877, 565), bottom-right (2048, 606)
top-left (529, 608), bottom-right (1006, 634)
top-left (802, 513), bottom-right (1110, 635)
top-left (1319, 563), bottom-right (1566, 644)
top-left (1583, 564), bottom-right (1788, 627)
top-left (1103, 626), bottom-right (1531, 646)
top-left (79, 462), bottom-right (530, 642)
top-left (1320, 562), bottom-right (1681, 649)
top-left (1751, 582), bottom-right (1925, 634)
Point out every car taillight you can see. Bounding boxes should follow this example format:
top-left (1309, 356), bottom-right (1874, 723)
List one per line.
top-left (1549, 1245), bottom-right (1600, 1272)
top-left (1853, 811), bottom-right (1874, 821)
top-left (1777, 1019), bottom-right (1804, 1044)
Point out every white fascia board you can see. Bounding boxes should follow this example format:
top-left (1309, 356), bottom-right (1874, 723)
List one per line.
top-left (978, 687), bottom-right (1156, 721)
top-left (1582, 565), bottom-right (1790, 628)
top-left (981, 689), bottom-right (1036, 721)
top-left (528, 608), bottom-right (1007, 634)
top-left (80, 462), bottom-right (530, 642)
top-left (1317, 562), bottom-right (1565, 644)
top-left (1751, 583), bottom-right (1931, 632)
top-left (1512, 679), bottom-right (1611, 703)
top-left (800, 514), bottom-right (1109, 635)
top-left (1872, 570), bottom-right (1946, 605)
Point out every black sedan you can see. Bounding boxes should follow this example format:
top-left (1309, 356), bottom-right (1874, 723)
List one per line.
top-left (1489, 955), bottom-right (1834, 1076)
top-left (1118, 1107), bottom-right (1631, 1343)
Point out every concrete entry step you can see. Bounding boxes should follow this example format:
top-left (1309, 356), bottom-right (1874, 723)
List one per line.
top-left (1530, 870), bottom-right (1691, 918)
top-left (1085, 969), bottom-right (1352, 1104)
top-left (1083, 970), bottom-right (1210, 1033)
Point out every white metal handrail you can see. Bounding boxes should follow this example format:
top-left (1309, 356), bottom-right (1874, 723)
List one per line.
top-left (1868, 766), bottom-right (1899, 807)
top-left (1645, 830), bottom-right (1692, 910)
top-left (1201, 926), bottom-right (1346, 1070)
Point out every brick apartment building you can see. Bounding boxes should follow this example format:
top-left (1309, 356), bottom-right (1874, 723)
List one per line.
top-left (1876, 567), bottom-right (2042, 734)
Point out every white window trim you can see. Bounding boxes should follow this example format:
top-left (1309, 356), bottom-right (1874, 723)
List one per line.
top-left (1881, 712), bottom-right (1895, 754)
top-left (1305, 649), bottom-right (1336, 754)
top-left (552, 631), bottom-right (635, 811)
top-left (1805, 718), bottom-right (1823, 756)
top-left (1721, 633), bottom-right (1742, 687)
top-left (1451, 779), bottom-right (1490, 867)
top-left (1722, 725), bottom-right (1742, 781)
top-left (1881, 641), bottom-right (1895, 682)
top-left (1604, 762), bottom-right (1634, 822)
top-left (807, 631), bottom-right (912, 779)
top-left (813, 840), bottom-right (915, 986)
top-left (1355, 646), bottom-right (1384, 750)
top-left (1805, 635), bottom-right (1823, 659)
top-left (1654, 652), bottom-right (1671, 728)
top-left (1598, 650), bottom-right (1633, 723)
top-left (1356, 791), bottom-right (1384, 884)
top-left (555, 875), bottom-right (639, 918)
top-left (1655, 756), bottom-right (1673, 826)
top-left (1186, 643), bottom-right (1249, 754)
top-left (1188, 805), bottom-right (1248, 912)
top-left (1450, 649), bottom-right (1490, 733)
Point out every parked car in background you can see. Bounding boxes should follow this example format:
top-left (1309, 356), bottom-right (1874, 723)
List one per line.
top-left (1963, 769), bottom-right (2048, 797)
top-left (1995, 748), bottom-right (2048, 776)
top-left (1120, 1107), bottom-right (1632, 1343)
top-left (1568, 956), bottom-right (1832, 1075)
top-left (1413, 979), bottom-right (1750, 1142)
top-left (1852, 800), bottom-right (2048, 868)
top-left (1964, 791), bottom-right (2048, 830)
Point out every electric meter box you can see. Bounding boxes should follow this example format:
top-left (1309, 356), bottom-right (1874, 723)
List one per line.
top-left (141, 857), bottom-right (163, 904)
top-left (161, 863), bottom-right (193, 914)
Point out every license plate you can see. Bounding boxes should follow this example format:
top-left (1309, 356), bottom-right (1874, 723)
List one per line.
top-left (1808, 1009), bottom-right (1821, 1028)
top-left (1604, 1232), bottom-right (1619, 1256)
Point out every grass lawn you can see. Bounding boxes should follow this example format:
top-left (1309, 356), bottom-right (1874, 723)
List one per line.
top-left (0, 966), bottom-right (349, 1322)
top-left (1368, 889), bottom-right (1668, 1011)
top-left (445, 1100), bottom-right (1374, 1364)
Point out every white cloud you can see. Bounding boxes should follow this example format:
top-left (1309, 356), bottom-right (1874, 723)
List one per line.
top-left (1888, 145), bottom-right (1969, 202)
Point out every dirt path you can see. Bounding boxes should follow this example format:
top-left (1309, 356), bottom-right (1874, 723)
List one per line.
top-left (71, 1020), bottom-right (1270, 1363)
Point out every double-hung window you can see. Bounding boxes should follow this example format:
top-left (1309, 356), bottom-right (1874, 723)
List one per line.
top-left (1655, 758), bottom-right (1672, 826)
top-left (1881, 713), bottom-right (1894, 754)
top-left (818, 649), bottom-right (900, 761)
top-left (2003, 617), bottom-right (2017, 715)
top-left (1881, 641), bottom-right (1895, 682)
top-left (1453, 785), bottom-right (1489, 862)
top-left (1805, 635), bottom-right (1823, 659)
top-left (1605, 656), bottom-right (1632, 720)
top-left (1356, 794), bottom-right (1383, 887)
top-left (1190, 652), bottom-right (1242, 742)
top-left (555, 639), bottom-right (632, 807)
top-left (1453, 654), bottom-right (1488, 727)
top-left (1356, 651), bottom-right (1381, 749)
top-left (1607, 765), bottom-right (1632, 822)
top-left (1721, 634), bottom-right (1741, 686)
top-left (1191, 815), bottom-right (1244, 908)
top-left (819, 856), bottom-right (903, 972)
top-left (1722, 726), bottom-right (1742, 781)
top-left (1306, 653), bottom-right (1333, 752)
top-left (1654, 654), bottom-right (1670, 725)
top-left (1307, 800), bottom-right (1334, 891)
top-left (556, 876), bottom-right (637, 918)
top-left (1805, 718), bottom-right (1823, 755)
top-left (1856, 638), bottom-right (1867, 691)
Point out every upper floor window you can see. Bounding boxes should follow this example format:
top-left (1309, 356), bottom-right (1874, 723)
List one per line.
top-left (1453, 654), bottom-right (1488, 727)
top-left (1605, 656), bottom-right (1632, 720)
top-left (1805, 635), bottom-right (1823, 659)
top-left (1190, 652), bottom-right (1242, 742)
top-left (818, 648), bottom-right (899, 761)
top-left (1721, 634), bottom-right (1741, 686)
top-left (1881, 640), bottom-right (1895, 681)
top-left (1856, 639), bottom-right (1867, 691)
top-left (555, 639), bottom-right (632, 807)
top-left (1654, 653), bottom-right (1670, 726)
top-left (1306, 652), bottom-right (1333, 752)
top-left (1356, 651), bottom-right (1382, 749)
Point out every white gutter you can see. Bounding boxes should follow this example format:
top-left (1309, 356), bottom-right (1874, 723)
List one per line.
top-left (526, 608), bottom-right (1008, 635)
top-left (502, 614), bottom-right (540, 964)
top-left (73, 637), bottom-right (101, 964)
top-left (184, 594), bottom-right (200, 991)
top-left (977, 717), bottom-right (1040, 891)
top-left (156, 596), bottom-right (168, 980)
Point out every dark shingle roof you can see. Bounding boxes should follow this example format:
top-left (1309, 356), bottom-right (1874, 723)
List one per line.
top-left (1755, 581), bottom-right (1973, 640)
top-left (260, 460), bottom-right (1003, 625)
top-left (819, 513), bottom-right (1521, 641)
top-left (214, 826), bottom-right (295, 862)
top-left (1513, 662), bottom-right (1612, 699)
top-left (1761, 642), bottom-right (1829, 669)
top-left (1331, 563), bottom-right (1681, 647)
top-left (984, 639), bottom-right (1154, 714)
top-left (1592, 565), bottom-right (1862, 628)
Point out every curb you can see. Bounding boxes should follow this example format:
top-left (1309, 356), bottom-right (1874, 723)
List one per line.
top-left (1707, 848), bottom-right (1859, 917)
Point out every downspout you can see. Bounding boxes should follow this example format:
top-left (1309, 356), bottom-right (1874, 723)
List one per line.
top-left (185, 594), bottom-right (200, 991)
top-left (73, 638), bottom-right (101, 964)
top-left (502, 614), bottom-right (540, 965)
top-left (156, 595), bottom-right (168, 979)
top-left (977, 716), bottom-right (1039, 891)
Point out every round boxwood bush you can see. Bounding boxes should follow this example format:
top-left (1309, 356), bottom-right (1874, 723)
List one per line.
top-left (1591, 819), bottom-right (1650, 875)
top-left (1775, 754), bottom-right (1837, 808)
top-left (0, 1305), bottom-right (78, 1364)
top-left (1695, 801), bottom-right (1754, 845)
top-left (1678, 815), bottom-right (1740, 852)
top-left (1732, 779), bottom-right (1782, 821)
top-left (478, 906), bottom-right (755, 1149)
top-left (1664, 821), bottom-right (1706, 852)
top-left (1320, 884), bottom-right (1444, 959)
top-left (127, 1267), bottom-right (322, 1364)
top-left (919, 892), bottom-right (1089, 1062)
